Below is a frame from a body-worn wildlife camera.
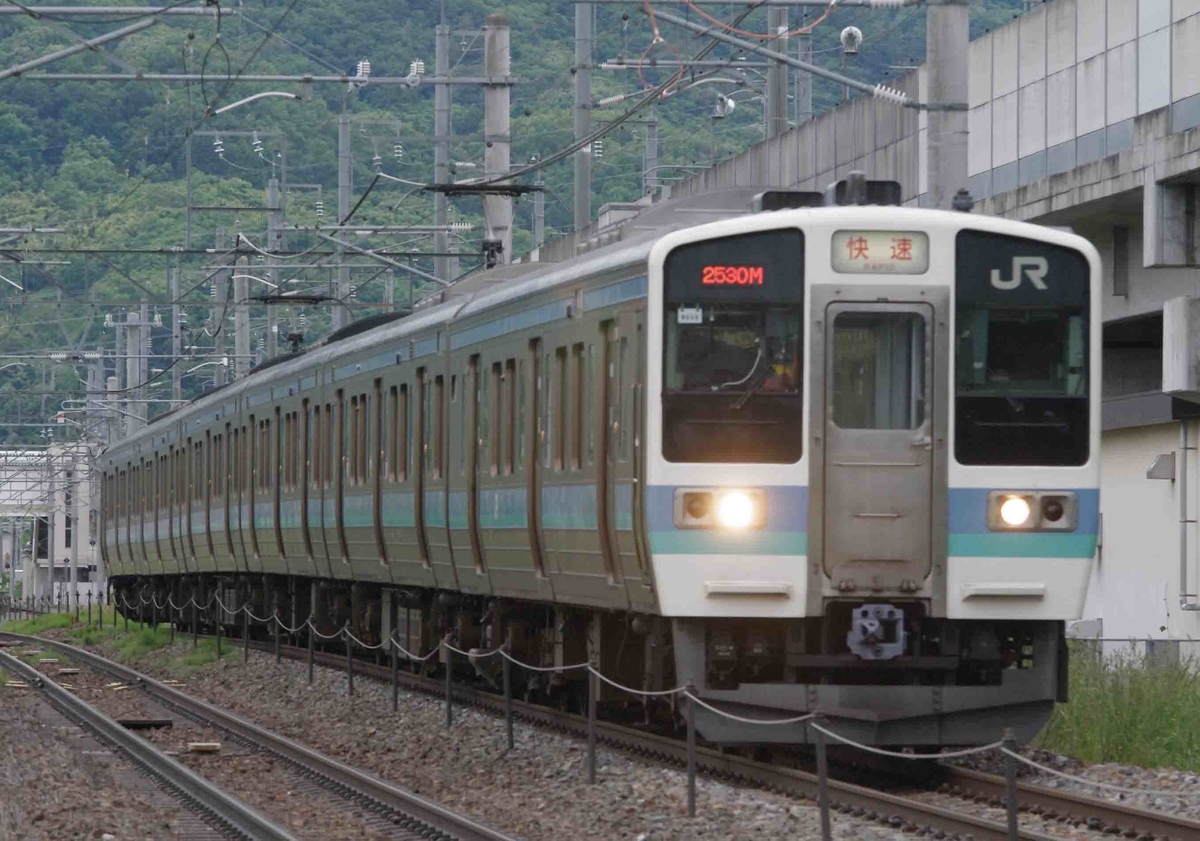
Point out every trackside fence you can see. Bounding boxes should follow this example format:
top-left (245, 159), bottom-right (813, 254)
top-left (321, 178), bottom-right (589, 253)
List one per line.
top-left (8, 590), bottom-right (1200, 840)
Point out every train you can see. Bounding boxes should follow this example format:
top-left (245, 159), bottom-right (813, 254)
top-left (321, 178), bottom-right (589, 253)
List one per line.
top-left (100, 178), bottom-right (1101, 746)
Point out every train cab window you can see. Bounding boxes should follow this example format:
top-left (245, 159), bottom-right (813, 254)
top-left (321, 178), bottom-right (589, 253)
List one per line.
top-left (661, 229), bottom-right (804, 463)
top-left (831, 312), bottom-right (927, 430)
top-left (954, 230), bottom-right (1090, 466)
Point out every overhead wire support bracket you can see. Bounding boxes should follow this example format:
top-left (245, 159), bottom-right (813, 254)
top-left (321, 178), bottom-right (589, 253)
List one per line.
top-left (0, 17), bottom-right (156, 82)
top-left (647, 8), bottom-right (923, 109)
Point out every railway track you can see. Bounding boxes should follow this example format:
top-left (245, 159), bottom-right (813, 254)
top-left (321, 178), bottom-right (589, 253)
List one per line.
top-left (14, 632), bottom-right (1199, 841)
top-left (0, 645), bottom-right (297, 841)
top-left (0, 633), bottom-right (515, 841)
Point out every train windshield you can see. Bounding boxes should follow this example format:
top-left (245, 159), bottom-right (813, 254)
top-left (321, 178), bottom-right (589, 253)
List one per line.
top-left (954, 230), bottom-right (1090, 466)
top-left (661, 229), bottom-right (804, 463)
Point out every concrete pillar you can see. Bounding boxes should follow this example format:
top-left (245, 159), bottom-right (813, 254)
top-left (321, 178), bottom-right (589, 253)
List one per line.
top-left (573, 0), bottom-right (593, 230)
top-left (1145, 172), bottom-right (1199, 268)
top-left (765, 4), bottom-right (789, 139)
top-left (335, 114), bottom-right (351, 330)
top-left (483, 14), bottom-right (513, 265)
top-left (925, 0), bottom-right (969, 208)
top-left (434, 24), bottom-right (452, 285)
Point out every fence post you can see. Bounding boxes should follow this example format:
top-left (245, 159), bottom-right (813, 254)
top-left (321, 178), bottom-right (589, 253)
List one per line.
top-left (274, 610), bottom-right (281, 664)
top-left (587, 665), bottom-right (597, 784)
top-left (152, 594), bottom-right (158, 629)
top-left (390, 632), bottom-right (399, 712)
top-left (1004, 728), bottom-right (1019, 841)
top-left (344, 622), bottom-right (354, 697)
top-left (686, 682), bottom-right (696, 818)
top-left (215, 601), bottom-right (222, 658)
top-left (138, 597), bottom-right (143, 630)
top-left (307, 617), bottom-right (315, 684)
top-left (443, 639), bottom-right (452, 729)
top-left (192, 595), bottom-right (199, 649)
top-left (243, 605), bottom-right (250, 663)
top-left (123, 597), bottom-right (129, 632)
top-left (74, 589), bottom-right (79, 622)
top-left (87, 591), bottom-right (92, 626)
top-left (170, 599), bottom-right (176, 645)
top-left (815, 716), bottom-right (831, 841)
top-left (502, 646), bottom-right (513, 750)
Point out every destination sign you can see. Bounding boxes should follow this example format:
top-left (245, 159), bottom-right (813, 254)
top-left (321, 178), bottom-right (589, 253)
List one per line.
top-left (831, 230), bottom-right (930, 275)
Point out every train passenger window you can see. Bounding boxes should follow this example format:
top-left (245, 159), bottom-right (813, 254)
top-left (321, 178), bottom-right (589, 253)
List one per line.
top-left (311, 406), bottom-right (321, 489)
top-left (359, 393), bottom-right (368, 483)
top-left (617, 337), bottom-right (628, 462)
top-left (831, 312), bottom-right (927, 430)
top-left (585, 345), bottom-right (595, 467)
top-left (373, 382), bottom-right (383, 483)
top-left (954, 230), bottom-right (1090, 466)
top-left (433, 375), bottom-right (445, 479)
top-left (324, 403), bottom-right (334, 488)
top-left (490, 362), bottom-right (502, 476)
top-left (504, 359), bottom-right (516, 475)
top-left (517, 359), bottom-right (527, 468)
top-left (571, 343), bottom-right (584, 471)
top-left (553, 348), bottom-right (567, 472)
top-left (348, 396), bottom-right (358, 484)
top-left (455, 372), bottom-right (465, 476)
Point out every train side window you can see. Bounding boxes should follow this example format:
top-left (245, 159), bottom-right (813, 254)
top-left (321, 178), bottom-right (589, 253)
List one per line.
top-left (490, 361), bottom-right (502, 476)
top-left (571, 343), bottom-right (584, 471)
top-left (586, 344), bottom-right (596, 467)
top-left (311, 406), bottom-right (321, 489)
top-left (359, 392), bottom-right (369, 483)
top-left (517, 359), bottom-right (527, 468)
top-left (504, 359), bottom-right (516, 475)
top-left (618, 337), bottom-right (628, 461)
top-left (433, 375), bottom-right (445, 479)
top-left (387, 386), bottom-right (398, 481)
top-left (398, 383), bottom-right (409, 481)
top-left (553, 347), bottom-right (567, 472)
top-left (373, 381), bottom-right (383, 483)
top-left (348, 395), bottom-right (359, 485)
top-left (455, 372), bottom-right (466, 476)
top-left (324, 403), bottom-right (334, 489)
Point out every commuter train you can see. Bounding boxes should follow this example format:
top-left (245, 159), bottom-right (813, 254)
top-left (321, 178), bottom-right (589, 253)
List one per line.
top-left (100, 182), bottom-right (1101, 745)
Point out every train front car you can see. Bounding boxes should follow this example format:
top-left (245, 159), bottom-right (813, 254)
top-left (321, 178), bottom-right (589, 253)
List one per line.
top-left (646, 206), bottom-right (1101, 746)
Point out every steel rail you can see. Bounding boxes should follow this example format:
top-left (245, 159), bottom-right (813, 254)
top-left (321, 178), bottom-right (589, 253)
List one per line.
top-left (942, 765), bottom-right (1200, 840)
top-left (0, 647), bottom-right (298, 841)
top-left (0, 633), bottom-right (516, 841)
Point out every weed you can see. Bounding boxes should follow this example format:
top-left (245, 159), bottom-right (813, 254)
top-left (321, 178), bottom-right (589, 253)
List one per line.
top-left (114, 625), bottom-right (173, 659)
top-left (1037, 643), bottom-right (1200, 771)
top-left (1, 612), bottom-right (75, 635)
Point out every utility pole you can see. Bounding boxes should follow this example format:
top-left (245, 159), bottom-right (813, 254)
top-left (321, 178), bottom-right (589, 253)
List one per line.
top-left (534, 169), bottom-right (545, 250)
top-left (926, 0), bottom-right (969, 208)
top-left (212, 228), bottom-right (228, 389)
top-left (124, 310), bottom-right (144, 435)
top-left (765, 3), bottom-right (789, 138)
top-left (434, 23), bottom-right (452, 285)
top-left (234, 255), bottom-right (250, 379)
top-left (643, 117), bottom-right (659, 196)
top-left (573, 0), bottom-right (593, 230)
top-left (385, 269), bottom-right (395, 312)
top-left (170, 263), bottom-right (182, 403)
top-left (483, 14), bottom-right (513, 265)
top-left (335, 113), bottom-right (351, 330)
top-left (105, 375), bottom-right (119, 442)
top-left (266, 175), bottom-right (282, 357)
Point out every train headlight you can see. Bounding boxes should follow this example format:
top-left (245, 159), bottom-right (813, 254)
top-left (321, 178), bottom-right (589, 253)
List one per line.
top-left (717, 490), bottom-right (756, 530)
top-left (986, 491), bottom-right (1079, 532)
top-left (999, 496), bottom-right (1032, 527)
top-left (674, 488), bottom-right (765, 529)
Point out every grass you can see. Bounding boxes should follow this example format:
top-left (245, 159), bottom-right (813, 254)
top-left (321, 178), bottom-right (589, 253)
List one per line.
top-left (173, 638), bottom-right (236, 671)
top-left (1037, 643), bottom-right (1200, 771)
top-left (1, 612), bottom-right (76, 635)
top-left (113, 625), bottom-right (174, 659)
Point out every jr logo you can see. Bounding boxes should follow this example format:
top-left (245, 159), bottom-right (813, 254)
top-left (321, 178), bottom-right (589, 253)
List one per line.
top-left (990, 256), bottom-right (1049, 291)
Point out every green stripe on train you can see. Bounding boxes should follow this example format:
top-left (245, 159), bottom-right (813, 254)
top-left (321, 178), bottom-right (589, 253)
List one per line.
top-left (948, 533), bottom-right (1097, 558)
top-left (649, 531), bottom-right (807, 555)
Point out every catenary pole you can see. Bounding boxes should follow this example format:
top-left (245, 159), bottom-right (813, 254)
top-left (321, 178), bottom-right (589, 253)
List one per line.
top-left (925, 0), bottom-right (970, 208)
top-left (434, 23), bottom-right (452, 285)
top-left (573, 0), bottom-right (593, 229)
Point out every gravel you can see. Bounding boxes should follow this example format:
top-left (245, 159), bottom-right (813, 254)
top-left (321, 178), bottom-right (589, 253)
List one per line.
top-left (953, 749), bottom-right (1200, 822)
top-left (56, 637), bottom-right (927, 841)
top-left (0, 679), bottom-right (186, 840)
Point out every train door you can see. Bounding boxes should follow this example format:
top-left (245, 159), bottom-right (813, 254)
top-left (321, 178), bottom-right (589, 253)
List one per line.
top-left (419, 368), bottom-right (457, 589)
top-left (818, 301), bottom-right (935, 594)
top-left (610, 311), bottom-right (656, 610)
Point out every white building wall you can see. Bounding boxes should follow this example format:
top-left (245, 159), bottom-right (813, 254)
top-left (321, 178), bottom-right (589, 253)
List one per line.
top-left (1089, 423), bottom-right (1200, 639)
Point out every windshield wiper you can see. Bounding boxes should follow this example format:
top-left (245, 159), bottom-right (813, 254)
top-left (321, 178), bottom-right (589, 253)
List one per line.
top-left (711, 341), bottom-right (763, 392)
top-left (730, 369), bottom-right (771, 410)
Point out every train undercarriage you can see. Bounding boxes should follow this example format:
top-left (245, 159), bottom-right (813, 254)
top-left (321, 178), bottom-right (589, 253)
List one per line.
top-left (111, 574), bottom-right (1067, 747)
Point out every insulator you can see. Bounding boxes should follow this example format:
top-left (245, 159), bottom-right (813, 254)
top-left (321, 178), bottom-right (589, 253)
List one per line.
top-left (372, 154), bottom-right (382, 172)
top-left (871, 84), bottom-right (908, 106)
top-left (393, 143), bottom-right (404, 159)
top-left (409, 58), bottom-right (425, 76)
top-left (315, 200), bottom-right (325, 217)
top-left (209, 284), bottom-right (217, 300)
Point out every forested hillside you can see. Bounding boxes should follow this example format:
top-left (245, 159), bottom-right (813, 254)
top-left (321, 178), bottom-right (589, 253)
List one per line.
top-left (0, 0), bottom-right (1023, 441)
